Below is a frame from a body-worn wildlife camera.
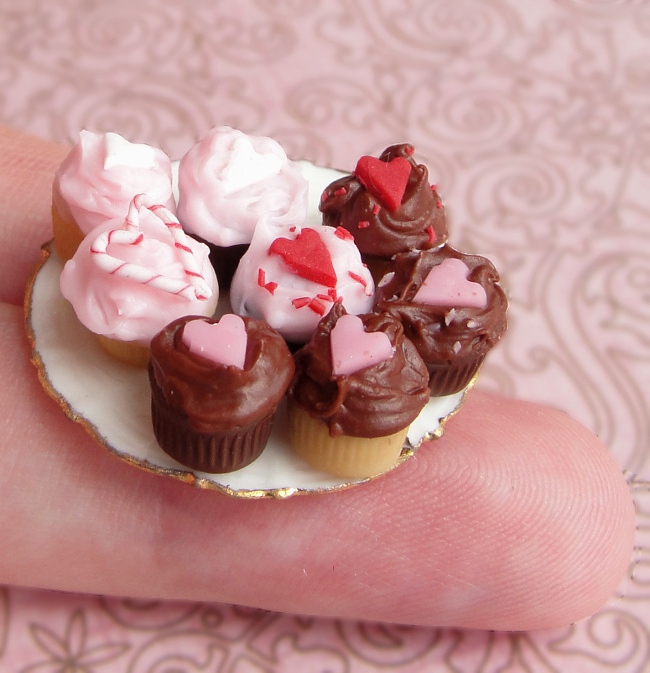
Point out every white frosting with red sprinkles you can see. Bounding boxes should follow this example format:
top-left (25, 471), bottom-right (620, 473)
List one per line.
top-left (230, 222), bottom-right (374, 343)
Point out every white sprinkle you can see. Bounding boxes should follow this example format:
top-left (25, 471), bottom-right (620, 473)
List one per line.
top-left (467, 319), bottom-right (478, 329)
top-left (445, 308), bottom-right (457, 326)
top-left (378, 271), bottom-right (395, 288)
top-left (452, 341), bottom-right (462, 354)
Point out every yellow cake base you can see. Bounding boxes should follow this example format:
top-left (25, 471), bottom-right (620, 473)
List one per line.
top-left (96, 334), bottom-right (151, 368)
top-left (287, 404), bottom-right (408, 479)
top-left (52, 203), bottom-right (85, 264)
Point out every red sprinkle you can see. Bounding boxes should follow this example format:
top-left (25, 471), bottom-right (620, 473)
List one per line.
top-left (289, 226), bottom-right (296, 232)
top-left (436, 200), bottom-right (443, 209)
top-left (317, 293), bottom-right (333, 302)
top-left (264, 281), bottom-right (278, 295)
top-left (335, 226), bottom-right (355, 241)
top-left (328, 288), bottom-right (338, 302)
top-left (348, 271), bottom-right (367, 289)
top-left (257, 268), bottom-right (266, 287)
top-left (427, 226), bottom-right (436, 243)
top-left (308, 298), bottom-right (326, 315)
top-left (404, 144), bottom-right (415, 155)
top-left (174, 242), bottom-right (192, 254)
top-left (292, 297), bottom-right (310, 309)
top-left (372, 204), bottom-right (380, 215)
top-left (334, 187), bottom-right (347, 196)
top-left (431, 184), bottom-right (438, 191)
top-left (358, 220), bottom-right (370, 229)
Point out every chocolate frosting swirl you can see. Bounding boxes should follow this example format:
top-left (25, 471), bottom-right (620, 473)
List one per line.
top-left (149, 315), bottom-right (294, 434)
top-left (374, 246), bottom-right (508, 367)
top-left (289, 302), bottom-right (429, 438)
top-left (319, 143), bottom-right (448, 258)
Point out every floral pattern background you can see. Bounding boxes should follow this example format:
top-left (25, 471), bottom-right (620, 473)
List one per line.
top-left (2, 0), bottom-right (650, 670)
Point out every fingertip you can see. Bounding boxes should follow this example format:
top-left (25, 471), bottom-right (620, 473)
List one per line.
top-left (425, 392), bottom-right (636, 630)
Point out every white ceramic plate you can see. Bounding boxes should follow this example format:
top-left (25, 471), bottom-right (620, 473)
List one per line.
top-left (25, 162), bottom-right (471, 498)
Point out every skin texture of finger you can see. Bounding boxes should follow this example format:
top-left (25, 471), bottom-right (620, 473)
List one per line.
top-left (1, 303), bottom-right (635, 631)
top-left (0, 126), bottom-right (68, 305)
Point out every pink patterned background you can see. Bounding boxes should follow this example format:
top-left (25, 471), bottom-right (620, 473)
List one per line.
top-left (3, 0), bottom-right (650, 670)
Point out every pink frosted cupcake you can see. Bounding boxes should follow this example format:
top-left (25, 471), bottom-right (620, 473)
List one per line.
top-left (52, 130), bottom-right (175, 262)
top-left (176, 126), bottom-right (308, 288)
top-left (60, 194), bottom-right (218, 367)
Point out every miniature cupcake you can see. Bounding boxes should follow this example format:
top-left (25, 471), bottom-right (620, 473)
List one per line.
top-left (60, 194), bottom-right (218, 368)
top-left (176, 126), bottom-right (308, 288)
top-left (319, 143), bottom-right (448, 281)
top-left (149, 313), bottom-right (294, 473)
top-left (374, 246), bottom-right (508, 396)
top-left (230, 222), bottom-right (375, 346)
top-left (52, 130), bottom-right (175, 262)
top-left (287, 302), bottom-right (430, 479)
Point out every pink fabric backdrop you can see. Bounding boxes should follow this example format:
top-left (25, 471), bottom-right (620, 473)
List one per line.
top-left (3, 0), bottom-right (649, 670)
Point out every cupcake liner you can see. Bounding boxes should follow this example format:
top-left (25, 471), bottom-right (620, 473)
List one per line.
top-left (51, 203), bottom-right (84, 263)
top-left (427, 355), bottom-right (484, 397)
top-left (190, 235), bottom-right (248, 290)
top-left (150, 377), bottom-right (274, 473)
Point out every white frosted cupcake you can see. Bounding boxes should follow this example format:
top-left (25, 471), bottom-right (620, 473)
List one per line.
top-left (230, 222), bottom-right (375, 345)
top-left (176, 126), bottom-right (308, 288)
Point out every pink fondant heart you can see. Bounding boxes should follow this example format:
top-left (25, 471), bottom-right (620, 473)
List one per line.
top-left (354, 155), bottom-right (411, 211)
top-left (330, 314), bottom-right (394, 376)
top-left (413, 258), bottom-right (488, 309)
top-left (182, 314), bottom-right (247, 369)
top-left (268, 227), bottom-right (337, 287)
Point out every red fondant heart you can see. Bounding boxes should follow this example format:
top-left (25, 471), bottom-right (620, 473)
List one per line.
top-left (269, 227), bottom-right (337, 287)
top-left (354, 155), bottom-right (411, 211)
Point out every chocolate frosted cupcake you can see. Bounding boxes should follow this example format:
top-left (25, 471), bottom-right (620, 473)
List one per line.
top-left (288, 302), bottom-right (430, 479)
top-left (374, 246), bottom-right (508, 396)
top-left (319, 143), bottom-right (448, 280)
top-left (149, 313), bottom-right (294, 473)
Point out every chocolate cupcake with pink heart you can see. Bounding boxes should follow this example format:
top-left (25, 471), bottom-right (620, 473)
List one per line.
top-left (149, 313), bottom-right (294, 473)
top-left (319, 143), bottom-right (448, 281)
top-left (287, 302), bottom-right (430, 479)
top-left (374, 246), bottom-right (508, 396)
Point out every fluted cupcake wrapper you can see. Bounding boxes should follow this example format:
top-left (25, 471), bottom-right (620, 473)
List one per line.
top-left (426, 356), bottom-right (484, 397)
top-left (151, 385), bottom-right (274, 473)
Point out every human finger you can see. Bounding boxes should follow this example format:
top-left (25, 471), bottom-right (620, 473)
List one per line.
top-left (1, 303), bottom-right (635, 631)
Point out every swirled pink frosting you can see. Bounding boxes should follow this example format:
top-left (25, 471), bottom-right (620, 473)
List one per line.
top-left (176, 126), bottom-right (308, 247)
top-left (230, 223), bottom-right (374, 344)
top-left (60, 199), bottom-right (218, 345)
top-left (52, 130), bottom-right (176, 235)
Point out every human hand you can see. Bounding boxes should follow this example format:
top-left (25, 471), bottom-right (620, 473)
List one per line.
top-left (0, 125), bottom-right (635, 631)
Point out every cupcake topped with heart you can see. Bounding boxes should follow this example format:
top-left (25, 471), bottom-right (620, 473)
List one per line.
top-left (230, 222), bottom-right (375, 345)
top-left (374, 245), bottom-right (508, 396)
top-left (60, 194), bottom-right (218, 367)
top-left (149, 313), bottom-right (294, 473)
top-left (287, 301), bottom-right (430, 478)
top-left (319, 143), bottom-right (448, 280)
